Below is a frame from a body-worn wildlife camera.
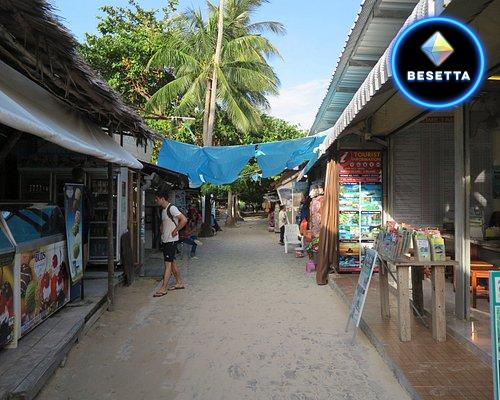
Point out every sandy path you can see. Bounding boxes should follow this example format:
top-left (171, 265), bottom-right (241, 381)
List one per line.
top-left (38, 218), bottom-right (408, 400)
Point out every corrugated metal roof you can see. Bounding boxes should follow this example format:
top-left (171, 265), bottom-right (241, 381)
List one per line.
top-left (309, 0), bottom-right (419, 134)
top-left (319, 0), bottom-right (431, 153)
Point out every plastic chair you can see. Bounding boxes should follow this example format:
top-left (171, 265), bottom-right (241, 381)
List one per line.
top-left (284, 224), bottom-right (302, 254)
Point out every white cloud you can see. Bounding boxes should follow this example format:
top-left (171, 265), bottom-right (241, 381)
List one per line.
top-left (268, 78), bottom-right (329, 130)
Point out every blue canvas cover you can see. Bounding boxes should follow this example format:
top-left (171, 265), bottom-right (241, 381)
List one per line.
top-left (255, 134), bottom-right (325, 178)
top-left (157, 133), bottom-right (326, 186)
top-left (157, 140), bottom-right (254, 187)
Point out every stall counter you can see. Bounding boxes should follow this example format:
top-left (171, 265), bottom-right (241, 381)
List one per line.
top-left (0, 204), bottom-right (70, 348)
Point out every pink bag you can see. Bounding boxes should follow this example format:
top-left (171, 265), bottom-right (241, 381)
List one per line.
top-left (305, 259), bottom-right (316, 273)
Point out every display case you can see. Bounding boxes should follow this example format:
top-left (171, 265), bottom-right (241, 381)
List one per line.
top-left (0, 204), bottom-right (70, 346)
top-left (88, 167), bottom-right (128, 264)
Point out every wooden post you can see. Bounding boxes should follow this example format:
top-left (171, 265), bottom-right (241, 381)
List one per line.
top-left (431, 265), bottom-right (446, 342)
top-left (379, 260), bottom-right (391, 319)
top-left (396, 265), bottom-right (411, 341)
top-left (411, 267), bottom-right (424, 316)
top-left (127, 170), bottom-right (134, 260)
top-left (199, 194), bottom-right (214, 237)
top-left (107, 162), bottom-right (115, 311)
top-left (454, 104), bottom-right (470, 320)
top-left (226, 189), bottom-right (235, 226)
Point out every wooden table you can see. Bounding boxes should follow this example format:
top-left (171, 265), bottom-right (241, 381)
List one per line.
top-left (378, 254), bottom-right (458, 342)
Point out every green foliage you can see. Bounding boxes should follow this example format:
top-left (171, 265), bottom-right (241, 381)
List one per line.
top-left (146, 0), bottom-right (283, 134)
top-left (79, 0), bottom-right (200, 146)
top-left (79, 0), bottom-right (175, 112)
top-left (78, 0), bottom-right (305, 204)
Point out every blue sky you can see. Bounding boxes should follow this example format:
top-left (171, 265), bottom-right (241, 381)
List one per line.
top-left (51, 0), bottom-right (361, 129)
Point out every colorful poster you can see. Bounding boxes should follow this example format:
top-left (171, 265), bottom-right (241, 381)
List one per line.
top-left (360, 183), bottom-right (383, 211)
top-left (489, 272), bottom-right (500, 400)
top-left (339, 212), bottom-right (360, 240)
top-left (348, 249), bottom-right (378, 329)
top-left (19, 243), bottom-right (70, 335)
top-left (64, 184), bottom-right (84, 283)
top-left (339, 242), bottom-right (360, 269)
top-left (339, 183), bottom-right (360, 211)
top-left (0, 252), bottom-right (15, 348)
top-left (337, 151), bottom-right (383, 272)
top-left (360, 211), bottom-right (382, 240)
top-left (339, 255), bottom-right (359, 269)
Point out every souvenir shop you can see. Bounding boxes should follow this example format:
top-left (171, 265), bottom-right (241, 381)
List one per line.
top-left (0, 0), bottom-right (153, 351)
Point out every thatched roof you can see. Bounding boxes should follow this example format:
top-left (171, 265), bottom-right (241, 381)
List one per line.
top-left (0, 0), bottom-right (157, 144)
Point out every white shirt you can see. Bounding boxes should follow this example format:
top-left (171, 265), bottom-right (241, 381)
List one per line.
top-left (278, 210), bottom-right (287, 228)
top-left (161, 204), bottom-right (182, 243)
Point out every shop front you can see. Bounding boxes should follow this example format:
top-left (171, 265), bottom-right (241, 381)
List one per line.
top-left (0, 0), bottom-right (157, 350)
top-left (310, 0), bottom-right (500, 321)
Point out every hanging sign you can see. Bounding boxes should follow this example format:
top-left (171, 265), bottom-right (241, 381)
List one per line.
top-left (345, 249), bottom-right (378, 341)
top-left (489, 271), bottom-right (500, 400)
top-left (64, 184), bottom-right (84, 283)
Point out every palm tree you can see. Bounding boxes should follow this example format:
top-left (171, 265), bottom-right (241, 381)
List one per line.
top-left (146, 0), bottom-right (284, 146)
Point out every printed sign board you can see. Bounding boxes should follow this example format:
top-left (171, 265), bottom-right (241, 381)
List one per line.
top-left (19, 242), bottom-right (70, 336)
top-left (345, 249), bottom-right (378, 340)
top-left (64, 184), bottom-right (84, 283)
top-left (338, 151), bottom-right (382, 271)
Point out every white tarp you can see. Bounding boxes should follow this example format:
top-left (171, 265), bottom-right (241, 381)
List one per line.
top-left (0, 60), bottom-right (142, 169)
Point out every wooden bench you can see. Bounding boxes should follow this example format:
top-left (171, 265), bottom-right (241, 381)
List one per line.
top-left (470, 261), bottom-right (498, 308)
top-left (452, 260), bottom-right (498, 308)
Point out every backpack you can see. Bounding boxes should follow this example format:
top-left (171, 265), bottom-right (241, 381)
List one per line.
top-left (165, 205), bottom-right (187, 235)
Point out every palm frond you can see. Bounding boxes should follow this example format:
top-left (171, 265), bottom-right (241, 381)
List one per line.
top-left (248, 21), bottom-right (286, 35)
top-left (146, 74), bottom-right (194, 112)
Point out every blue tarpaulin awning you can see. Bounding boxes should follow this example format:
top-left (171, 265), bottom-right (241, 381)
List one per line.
top-left (157, 134), bottom-right (326, 187)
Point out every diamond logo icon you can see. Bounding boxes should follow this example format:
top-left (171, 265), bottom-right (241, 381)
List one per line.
top-left (421, 31), bottom-right (454, 67)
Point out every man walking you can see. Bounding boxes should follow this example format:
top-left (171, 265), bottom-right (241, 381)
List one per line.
top-left (154, 189), bottom-right (188, 297)
top-left (278, 205), bottom-right (287, 245)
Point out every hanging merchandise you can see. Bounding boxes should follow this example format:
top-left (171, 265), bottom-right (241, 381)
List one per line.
top-left (337, 151), bottom-right (382, 272)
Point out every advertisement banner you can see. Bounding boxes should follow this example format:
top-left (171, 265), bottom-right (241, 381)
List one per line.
top-left (338, 151), bottom-right (383, 271)
top-left (64, 184), bottom-right (84, 283)
top-left (19, 243), bottom-right (70, 335)
top-left (0, 252), bottom-right (15, 348)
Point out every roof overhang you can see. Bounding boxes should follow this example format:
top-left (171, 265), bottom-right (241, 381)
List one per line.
top-left (319, 0), bottom-right (500, 153)
top-left (0, 59), bottom-right (142, 169)
top-left (310, 0), bottom-right (420, 135)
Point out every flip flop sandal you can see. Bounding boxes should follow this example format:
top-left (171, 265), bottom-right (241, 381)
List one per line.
top-left (153, 291), bottom-right (168, 297)
top-left (169, 286), bottom-right (185, 290)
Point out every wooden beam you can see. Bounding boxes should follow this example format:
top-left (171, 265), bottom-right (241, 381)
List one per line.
top-left (0, 130), bottom-right (22, 162)
top-left (107, 161), bottom-right (115, 311)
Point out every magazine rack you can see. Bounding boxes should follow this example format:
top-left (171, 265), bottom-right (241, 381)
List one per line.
top-left (377, 253), bottom-right (458, 342)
